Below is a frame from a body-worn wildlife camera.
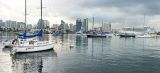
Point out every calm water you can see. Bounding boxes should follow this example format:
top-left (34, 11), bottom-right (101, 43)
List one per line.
top-left (1, 34), bottom-right (160, 73)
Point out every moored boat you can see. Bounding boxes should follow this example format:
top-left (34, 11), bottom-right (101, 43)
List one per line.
top-left (136, 34), bottom-right (156, 38)
top-left (12, 37), bottom-right (54, 53)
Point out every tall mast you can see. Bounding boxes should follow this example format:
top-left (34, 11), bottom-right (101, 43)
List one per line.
top-left (41, 0), bottom-right (42, 26)
top-left (25, 0), bottom-right (27, 31)
top-left (143, 14), bottom-right (145, 27)
top-left (92, 16), bottom-right (94, 30)
top-left (102, 20), bottom-right (103, 32)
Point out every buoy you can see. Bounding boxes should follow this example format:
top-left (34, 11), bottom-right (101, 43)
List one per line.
top-left (69, 45), bottom-right (74, 48)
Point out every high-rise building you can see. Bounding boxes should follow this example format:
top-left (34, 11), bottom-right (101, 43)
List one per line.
top-left (64, 23), bottom-right (69, 30)
top-left (5, 20), bottom-right (17, 29)
top-left (17, 22), bottom-right (25, 30)
top-left (76, 18), bottom-right (82, 32)
top-left (58, 20), bottom-right (69, 30)
top-left (58, 20), bottom-right (65, 30)
top-left (37, 19), bottom-right (44, 29)
top-left (44, 20), bottom-right (50, 28)
top-left (82, 18), bottom-right (88, 32)
top-left (0, 20), bottom-right (5, 28)
top-left (69, 24), bottom-right (74, 31)
top-left (37, 19), bottom-right (50, 29)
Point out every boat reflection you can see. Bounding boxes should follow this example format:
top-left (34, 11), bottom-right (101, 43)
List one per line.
top-left (11, 50), bottom-right (57, 73)
top-left (2, 47), bottom-right (12, 53)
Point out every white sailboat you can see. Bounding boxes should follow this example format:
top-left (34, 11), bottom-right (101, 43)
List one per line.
top-left (12, 37), bottom-right (54, 53)
top-left (4, 0), bottom-right (54, 53)
top-left (136, 14), bottom-right (156, 38)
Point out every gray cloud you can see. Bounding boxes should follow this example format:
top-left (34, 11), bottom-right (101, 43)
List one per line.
top-left (80, 0), bottom-right (160, 15)
top-left (1, 0), bottom-right (160, 29)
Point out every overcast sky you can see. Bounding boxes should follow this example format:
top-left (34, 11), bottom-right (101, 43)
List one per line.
top-left (0, 0), bottom-right (160, 30)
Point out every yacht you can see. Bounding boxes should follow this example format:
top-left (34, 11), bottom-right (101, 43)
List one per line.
top-left (12, 37), bottom-right (54, 53)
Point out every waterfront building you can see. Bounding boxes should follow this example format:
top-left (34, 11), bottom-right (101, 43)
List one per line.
top-left (73, 25), bottom-right (76, 32)
top-left (52, 24), bottom-right (58, 29)
top-left (69, 24), bottom-right (74, 31)
top-left (44, 20), bottom-right (50, 29)
top-left (76, 18), bottom-right (82, 32)
top-left (5, 20), bottom-right (17, 29)
top-left (0, 20), bottom-right (5, 28)
top-left (58, 20), bottom-right (69, 33)
top-left (36, 19), bottom-right (50, 29)
top-left (37, 19), bottom-right (45, 29)
top-left (17, 22), bottom-right (25, 30)
top-left (58, 20), bottom-right (65, 30)
top-left (82, 18), bottom-right (88, 33)
top-left (58, 20), bottom-right (69, 30)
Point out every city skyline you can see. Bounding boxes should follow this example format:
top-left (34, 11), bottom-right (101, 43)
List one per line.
top-left (0, 0), bottom-right (160, 30)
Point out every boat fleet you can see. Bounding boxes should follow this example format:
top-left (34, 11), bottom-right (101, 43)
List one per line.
top-left (2, 0), bottom-right (55, 54)
top-left (118, 26), bottom-right (158, 38)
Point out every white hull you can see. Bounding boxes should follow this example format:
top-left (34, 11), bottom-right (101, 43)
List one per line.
top-left (13, 42), bottom-right (54, 53)
top-left (106, 34), bottom-right (114, 37)
top-left (136, 34), bottom-right (156, 38)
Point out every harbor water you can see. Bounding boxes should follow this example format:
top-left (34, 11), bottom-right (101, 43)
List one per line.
top-left (1, 34), bottom-right (160, 73)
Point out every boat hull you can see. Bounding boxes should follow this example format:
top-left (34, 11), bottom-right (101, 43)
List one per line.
top-left (119, 35), bottom-right (135, 37)
top-left (87, 34), bottom-right (106, 38)
top-left (13, 43), bottom-right (54, 53)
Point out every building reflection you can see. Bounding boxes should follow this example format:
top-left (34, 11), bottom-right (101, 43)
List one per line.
top-left (76, 35), bottom-right (88, 48)
top-left (38, 34), bottom-right (49, 41)
top-left (89, 38), bottom-right (110, 57)
top-left (11, 50), bottom-right (57, 73)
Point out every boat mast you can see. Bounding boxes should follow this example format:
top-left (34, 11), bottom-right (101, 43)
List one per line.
top-left (102, 20), bottom-right (103, 32)
top-left (143, 14), bottom-right (145, 27)
top-left (92, 16), bottom-right (94, 30)
top-left (25, 0), bottom-right (27, 32)
top-left (41, 0), bottom-right (43, 28)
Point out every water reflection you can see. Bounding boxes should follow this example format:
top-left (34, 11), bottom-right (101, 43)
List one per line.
top-left (1, 34), bottom-right (160, 73)
top-left (2, 47), bottom-right (12, 53)
top-left (11, 50), bottom-right (57, 73)
top-left (76, 35), bottom-right (88, 48)
top-left (38, 34), bottom-right (49, 41)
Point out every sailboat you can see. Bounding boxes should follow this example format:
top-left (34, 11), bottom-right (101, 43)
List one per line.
top-left (3, 0), bottom-right (54, 53)
top-left (87, 17), bottom-right (106, 38)
top-left (136, 14), bottom-right (155, 38)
